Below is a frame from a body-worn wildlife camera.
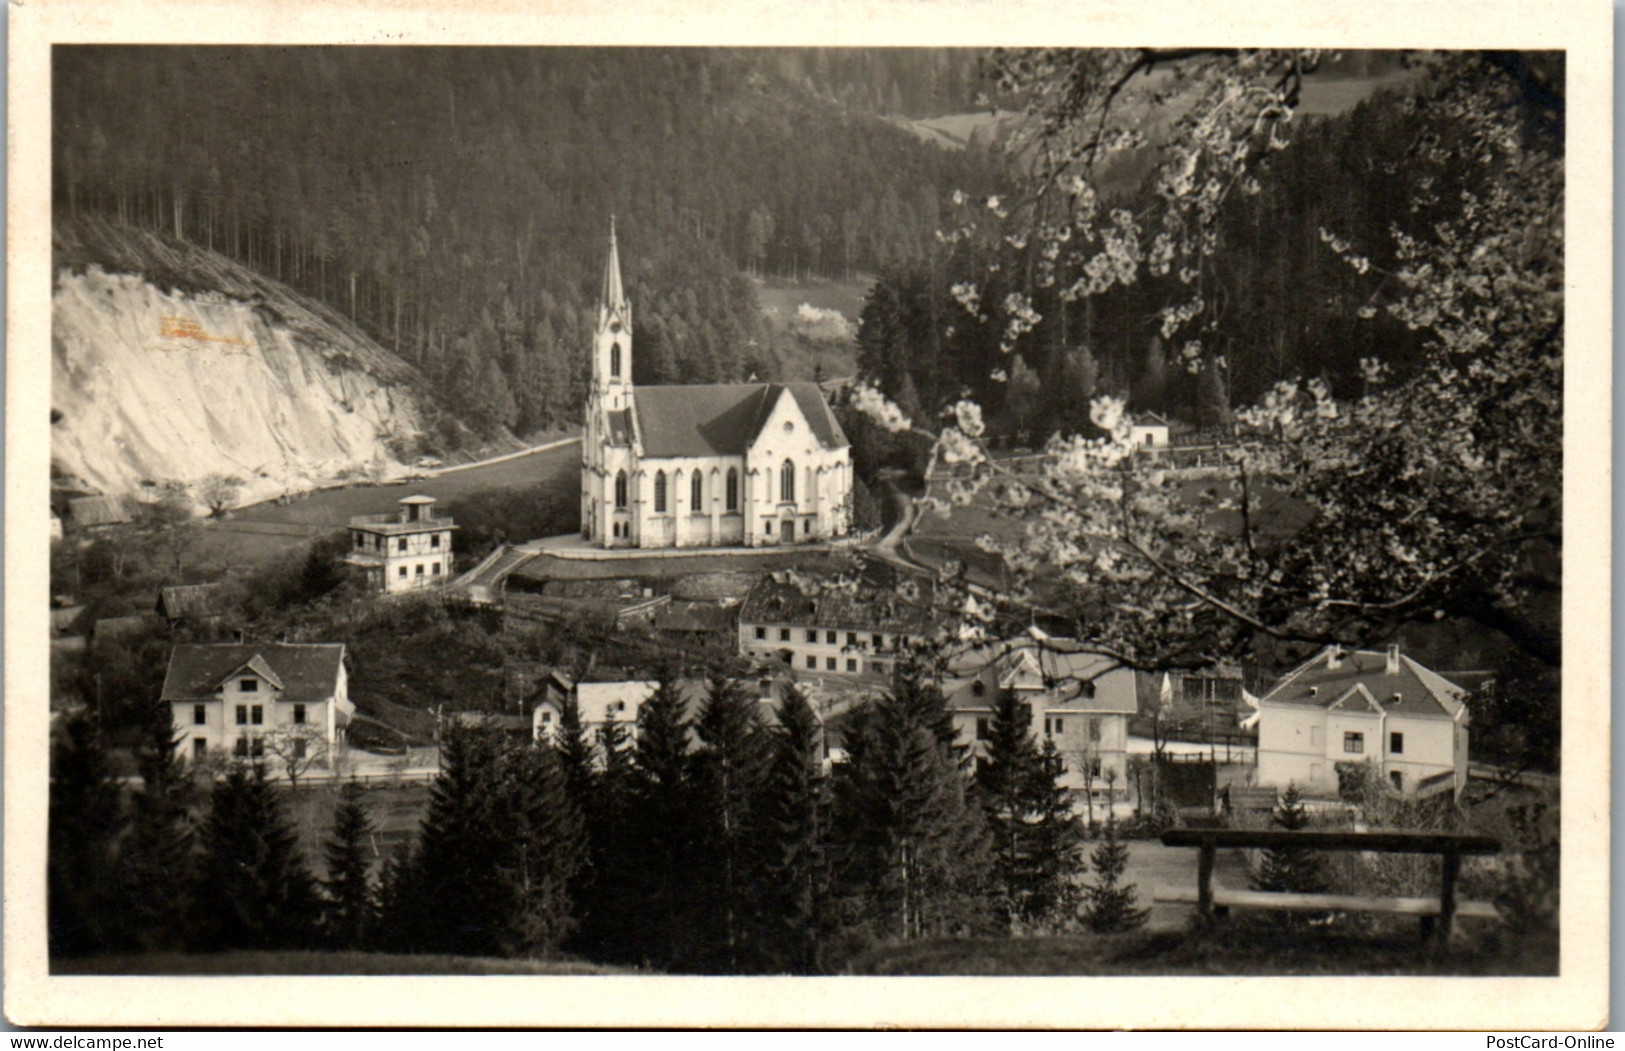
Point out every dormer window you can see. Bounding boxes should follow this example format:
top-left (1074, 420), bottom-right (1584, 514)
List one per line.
top-left (240, 678), bottom-right (258, 693)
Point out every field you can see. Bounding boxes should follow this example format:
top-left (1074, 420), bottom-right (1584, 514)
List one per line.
top-left (192, 438), bottom-right (582, 565)
top-left (513, 548), bottom-right (850, 585)
top-left (753, 274), bottom-right (870, 382)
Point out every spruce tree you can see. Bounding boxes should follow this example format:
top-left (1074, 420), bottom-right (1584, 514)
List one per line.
top-left (976, 688), bottom-right (1039, 926)
top-left (496, 742), bottom-right (585, 957)
top-left (48, 711), bottom-right (125, 957)
top-left (833, 686), bottom-right (991, 944)
top-left (117, 698), bottom-right (198, 951)
top-left (975, 692), bottom-right (1083, 930)
top-left (321, 779), bottom-right (378, 949)
top-left (625, 666), bottom-right (698, 969)
top-left (1082, 814), bottom-right (1148, 934)
top-left (555, 695), bottom-right (598, 940)
top-left (689, 669), bottom-right (772, 971)
top-left (758, 685), bottom-right (830, 973)
top-left (1025, 738), bottom-right (1085, 925)
top-left (392, 722), bottom-right (510, 955)
top-left (195, 762), bottom-right (319, 950)
top-left (1252, 782), bottom-right (1327, 894)
top-left (570, 718), bottom-right (637, 959)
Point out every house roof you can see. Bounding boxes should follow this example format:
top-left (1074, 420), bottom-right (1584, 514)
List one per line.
top-left (739, 569), bottom-right (939, 636)
top-left (630, 382), bottom-right (847, 459)
top-left (69, 494), bottom-right (130, 528)
top-left (161, 643), bottom-right (346, 703)
top-left (1133, 411), bottom-right (1173, 428)
top-left (942, 640), bottom-right (1138, 714)
top-left (50, 604), bottom-right (87, 635)
top-left (157, 583), bottom-right (222, 621)
top-left (1259, 647), bottom-right (1464, 720)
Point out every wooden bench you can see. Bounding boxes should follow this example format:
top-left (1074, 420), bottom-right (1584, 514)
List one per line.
top-left (1155, 829), bottom-right (1502, 944)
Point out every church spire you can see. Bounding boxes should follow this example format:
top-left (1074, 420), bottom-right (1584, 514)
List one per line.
top-left (601, 215), bottom-right (628, 316)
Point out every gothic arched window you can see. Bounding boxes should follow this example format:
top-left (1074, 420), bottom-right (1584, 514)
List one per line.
top-left (781, 459), bottom-right (795, 502)
top-left (610, 342), bottom-right (622, 379)
top-left (726, 468), bottom-right (739, 511)
top-left (614, 470), bottom-right (628, 509)
top-left (653, 470), bottom-right (668, 513)
top-left (691, 470), bottom-right (703, 510)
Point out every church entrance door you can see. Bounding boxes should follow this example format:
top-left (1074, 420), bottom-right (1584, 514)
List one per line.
top-left (780, 519), bottom-right (794, 544)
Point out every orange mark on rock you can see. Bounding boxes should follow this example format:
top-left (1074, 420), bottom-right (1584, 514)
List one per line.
top-left (158, 315), bottom-right (249, 348)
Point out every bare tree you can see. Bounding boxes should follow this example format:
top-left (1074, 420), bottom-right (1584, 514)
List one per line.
top-left (196, 474), bottom-right (243, 518)
top-left (262, 724), bottom-right (329, 794)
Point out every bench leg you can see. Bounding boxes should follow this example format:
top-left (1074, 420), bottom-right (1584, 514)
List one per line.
top-left (1197, 838), bottom-right (1216, 920)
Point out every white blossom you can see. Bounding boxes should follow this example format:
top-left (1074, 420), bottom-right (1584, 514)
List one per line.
top-left (850, 383), bottom-right (912, 434)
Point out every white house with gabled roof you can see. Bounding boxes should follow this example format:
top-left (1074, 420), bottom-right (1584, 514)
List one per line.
top-left (162, 642), bottom-right (353, 764)
top-left (1254, 644), bottom-right (1470, 800)
top-left (942, 636), bottom-right (1139, 798)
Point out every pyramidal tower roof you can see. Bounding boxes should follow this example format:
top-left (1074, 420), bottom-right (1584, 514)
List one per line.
top-left (601, 215), bottom-right (628, 317)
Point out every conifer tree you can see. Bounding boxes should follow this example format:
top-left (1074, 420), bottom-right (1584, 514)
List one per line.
top-left (496, 741), bottom-right (585, 957)
top-left (625, 666), bottom-right (698, 969)
top-left (1252, 782), bottom-right (1327, 894)
top-left (554, 695), bottom-right (598, 935)
top-left (1082, 814), bottom-right (1148, 934)
top-left (118, 698), bottom-right (198, 951)
top-left (690, 669), bottom-right (772, 971)
top-left (391, 722), bottom-right (510, 955)
top-left (758, 684), bottom-right (830, 973)
top-left (975, 689), bottom-right (1083, 929)
top-left (570, 718), bottom-right (637, 960)
top-left (321, 779), bottom-right (378, 949)
top-left (195, 762), bottom-right (319, 950)
top-left (1026, 738), bottom-right (1085, 923)
top-left (48, 712), bottom-right (124, 957)
top-left (833, 685), bottom-right (991, 943)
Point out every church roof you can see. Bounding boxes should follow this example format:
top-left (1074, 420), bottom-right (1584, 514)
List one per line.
top-left (632, 382), bottom-right (847, 458)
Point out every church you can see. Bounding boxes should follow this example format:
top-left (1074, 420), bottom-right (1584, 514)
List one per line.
top-left (581, 221), bottom-right (854, 549)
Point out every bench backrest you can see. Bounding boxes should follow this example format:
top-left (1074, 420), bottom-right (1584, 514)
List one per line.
top-left (1161, 830), bottom-right (1501, 855)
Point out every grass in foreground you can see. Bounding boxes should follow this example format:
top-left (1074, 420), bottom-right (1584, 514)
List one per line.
top-left (55, 950), bottom-right (635, 976)
top-left (845, 920), bottom-right (1556, 977)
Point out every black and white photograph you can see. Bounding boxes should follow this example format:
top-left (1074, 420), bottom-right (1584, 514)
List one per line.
top-left (5, 0), bottom-right (1610, 1031)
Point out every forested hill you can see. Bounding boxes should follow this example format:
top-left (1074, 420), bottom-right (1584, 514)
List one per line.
top-left (53, 47), bottom-right (1010, 434)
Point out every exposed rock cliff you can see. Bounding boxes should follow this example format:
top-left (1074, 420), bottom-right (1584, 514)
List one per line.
top-left (52, 220), bottom-right (488, 507)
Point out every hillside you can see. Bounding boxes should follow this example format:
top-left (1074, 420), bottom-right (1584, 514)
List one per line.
top-left (52, 218), bottom-right (495, 505)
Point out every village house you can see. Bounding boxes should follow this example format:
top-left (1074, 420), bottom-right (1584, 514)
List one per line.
top-left (344, 494), bottom-right (457, 594)
top-left (581, 220), bottom-right (854, 549)
top-left (162, 642), bottom-right (354, 764)
top-left (1254, 644), bottom-right (1470, 800)
top-left (156, 582), bottom-right (225, 634)
top-left (529, 662), bottom-right (813, 753)
top-left (736, 567), bottom-right (938, 680)
top-left (67, 493), bottom-right (131, 533)
top-left (943, 637), bottom-right (1138, 802)
top-left (1128, 411), bottom-right (1172, 451)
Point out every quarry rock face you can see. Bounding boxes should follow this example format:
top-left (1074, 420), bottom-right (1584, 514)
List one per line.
top-left (52, 264), bottom-right (438, 508)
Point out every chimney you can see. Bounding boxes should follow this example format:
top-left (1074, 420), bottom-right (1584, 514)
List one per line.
top-left (1327, 647), bottom-right (1343, 670)
top-left (1386, 644), bottom-right (1401, 676)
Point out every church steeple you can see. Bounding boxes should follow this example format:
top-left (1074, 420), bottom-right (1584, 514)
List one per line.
top-left (592, 216), bottom-right (632, 410)
top-left (600, 215), bottom-right (629, 324)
